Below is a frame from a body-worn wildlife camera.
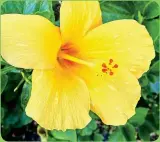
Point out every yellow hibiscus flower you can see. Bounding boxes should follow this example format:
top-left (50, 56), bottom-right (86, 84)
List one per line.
top-left (1, 1), bottom-right (155, 131)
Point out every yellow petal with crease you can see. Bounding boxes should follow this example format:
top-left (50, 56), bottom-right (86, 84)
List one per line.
top-left (79, 20), bottom-right (155, 78)
top-left (26, 67), bottom-right (91, 130)
top-left (1, 14), bottom-right (61, 69)
top-left (60, 1), bottom-right (102, 44)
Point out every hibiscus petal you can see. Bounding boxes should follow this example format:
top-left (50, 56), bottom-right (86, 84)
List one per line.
top-left (74, 60), bottom-right (140, 125)
top-left (60, 1), bottom-right (102, 44)
top-left (90, 69), bottom-right (141, 125)
top-left (79, 20), bottom-right (155, 78)
top-left (1, 14), bottom-right (61, 69)
top-left (26, 68), bottom-right (91, 130)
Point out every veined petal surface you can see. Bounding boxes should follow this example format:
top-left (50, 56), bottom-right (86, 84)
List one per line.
top-left (26, 67), bottom-right (91, 130)
top-left (1, 14), bottom-right (61, 69)
top-left (60, 1), bottom-right (102, 44)
top-left (79, 20), bottom-right (155, 78)
top-left (74, 60), bottom-right (140, 125)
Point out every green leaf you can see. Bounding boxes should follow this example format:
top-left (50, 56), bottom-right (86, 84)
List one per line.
top-left (139, 107), bottom-right (159, 141)
top-left (88, 120), bottom-right (97, 130)
top-left (133, 1), bottom-right (149, 14)
top-left (153, 0), bottom-right (160, 7)
top-left (23, 0), bottom-right (38, 14)
top-left (109, 124), bottom-right (136, 141)
top-left (144, 19), bottom-right (159, 41)
top-left (1, 0), bottom-right (55, 23)
top-left (3, 72), bottom-right (22, 102)
top-left (23, 0), bottom-right (51, 14)
top-left (89, 111), bottom-right (99, 120)
top-left (0, 56), bottom-right (8, 66)
top-left (35, 10), bottom-right (51, 19)
top-left (78, 135), bottom-right (91, 141)
top-left (139, 122), bottom-right (153, 141)
top-left (50, 129), bottom-right (77, 142)
top-left (93, 133), bottom-right (104, 141)
top-left (20, 82), bottom-right (32, 110)
top-left (1, 74), bottom-right (8, 94)
top-left (143, 1), bottom-right (160, 19)
top-left (3, 110), bottom-right (19, 127)
top-left (129, 107), bottom-right (149, 126)
top-left (14, 112), bottom-right (32, 128)
top-left (151, 106), bottom-right (159, 129)
top-left (154, 35), bottom-right (160, 53)
top-left (121, 123), bottom-right (136, 141)
top-left (109, 127), bottom-right (126, 141)
top-left (147, 74), bottom-right (158, 83)
top-left (139, 74), bottom-right (149, 87)
top-left (141, 84), bottom-right (152, 100)
top-left (47, 136), bottom-right (57, 142)
top-left (2, 101), bottom-right (32, 128)
top-left (0, 0), bottom-right (8, 6)
top-left (149, 61), bottom-right (160, 76)
top-left (23, 0), bottom-right (55, 23)
top-left (100, 1), bottom-right (135, 23)
top-left (133, 1), bottom-right (160, 20)
top-left (1, 0), bottom-right (24, 14)
top-left (1, 66), bottom-right (18, 74)
top-left (150, 81), bottom-right (159, 94)
top-left (78, 120), bottom-right (97, 136)
top-left (147, 61), bottom-right (159, 83)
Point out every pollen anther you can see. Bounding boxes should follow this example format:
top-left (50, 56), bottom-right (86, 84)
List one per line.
top-left (102, 63), bottom-right (107, 68)
top-left (101, 59), bottom-right (118, 76)
top-left (113, 64), bottom-right (118, 68)
top-left (109, 59), bottom-right (113, 65)
top-left (110, 72), bottom-right (114, 76)
top-left (102, 68), bottom-right (107, 73)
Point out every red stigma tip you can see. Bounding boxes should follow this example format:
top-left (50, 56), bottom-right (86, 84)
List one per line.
top-left (102, 63), bottom-right (107, 68)
top-left (110, 72), bottom-right (114, 76)
top-left (109, 59), bottom-right (113, 65)
top-left (102, 68), bottom-right (107, 73)
top-left (113, 64), bottom-right (118, 68)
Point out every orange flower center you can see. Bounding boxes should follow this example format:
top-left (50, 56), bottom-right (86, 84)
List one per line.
top-left (57, 43), bottom-right (93, 68)
top-left (57, 43), bottom-right (78, 68)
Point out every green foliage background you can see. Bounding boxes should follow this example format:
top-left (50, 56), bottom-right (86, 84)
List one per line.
top-left (1, 0), bottom-right (159, 141)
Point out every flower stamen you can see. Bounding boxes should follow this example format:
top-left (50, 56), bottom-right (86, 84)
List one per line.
top-left (102, 63), bottom-right (107, 68)
top-left (59, 52), bottom-right (94, 67)
top-left (112, 64), bottom-right (118, 68)
top-left (102, 68), bottom-right (108, 73)
top-left (102, 59), bottom-right (118, 76)
top-left (109, 59), bottom-right (113, 65)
